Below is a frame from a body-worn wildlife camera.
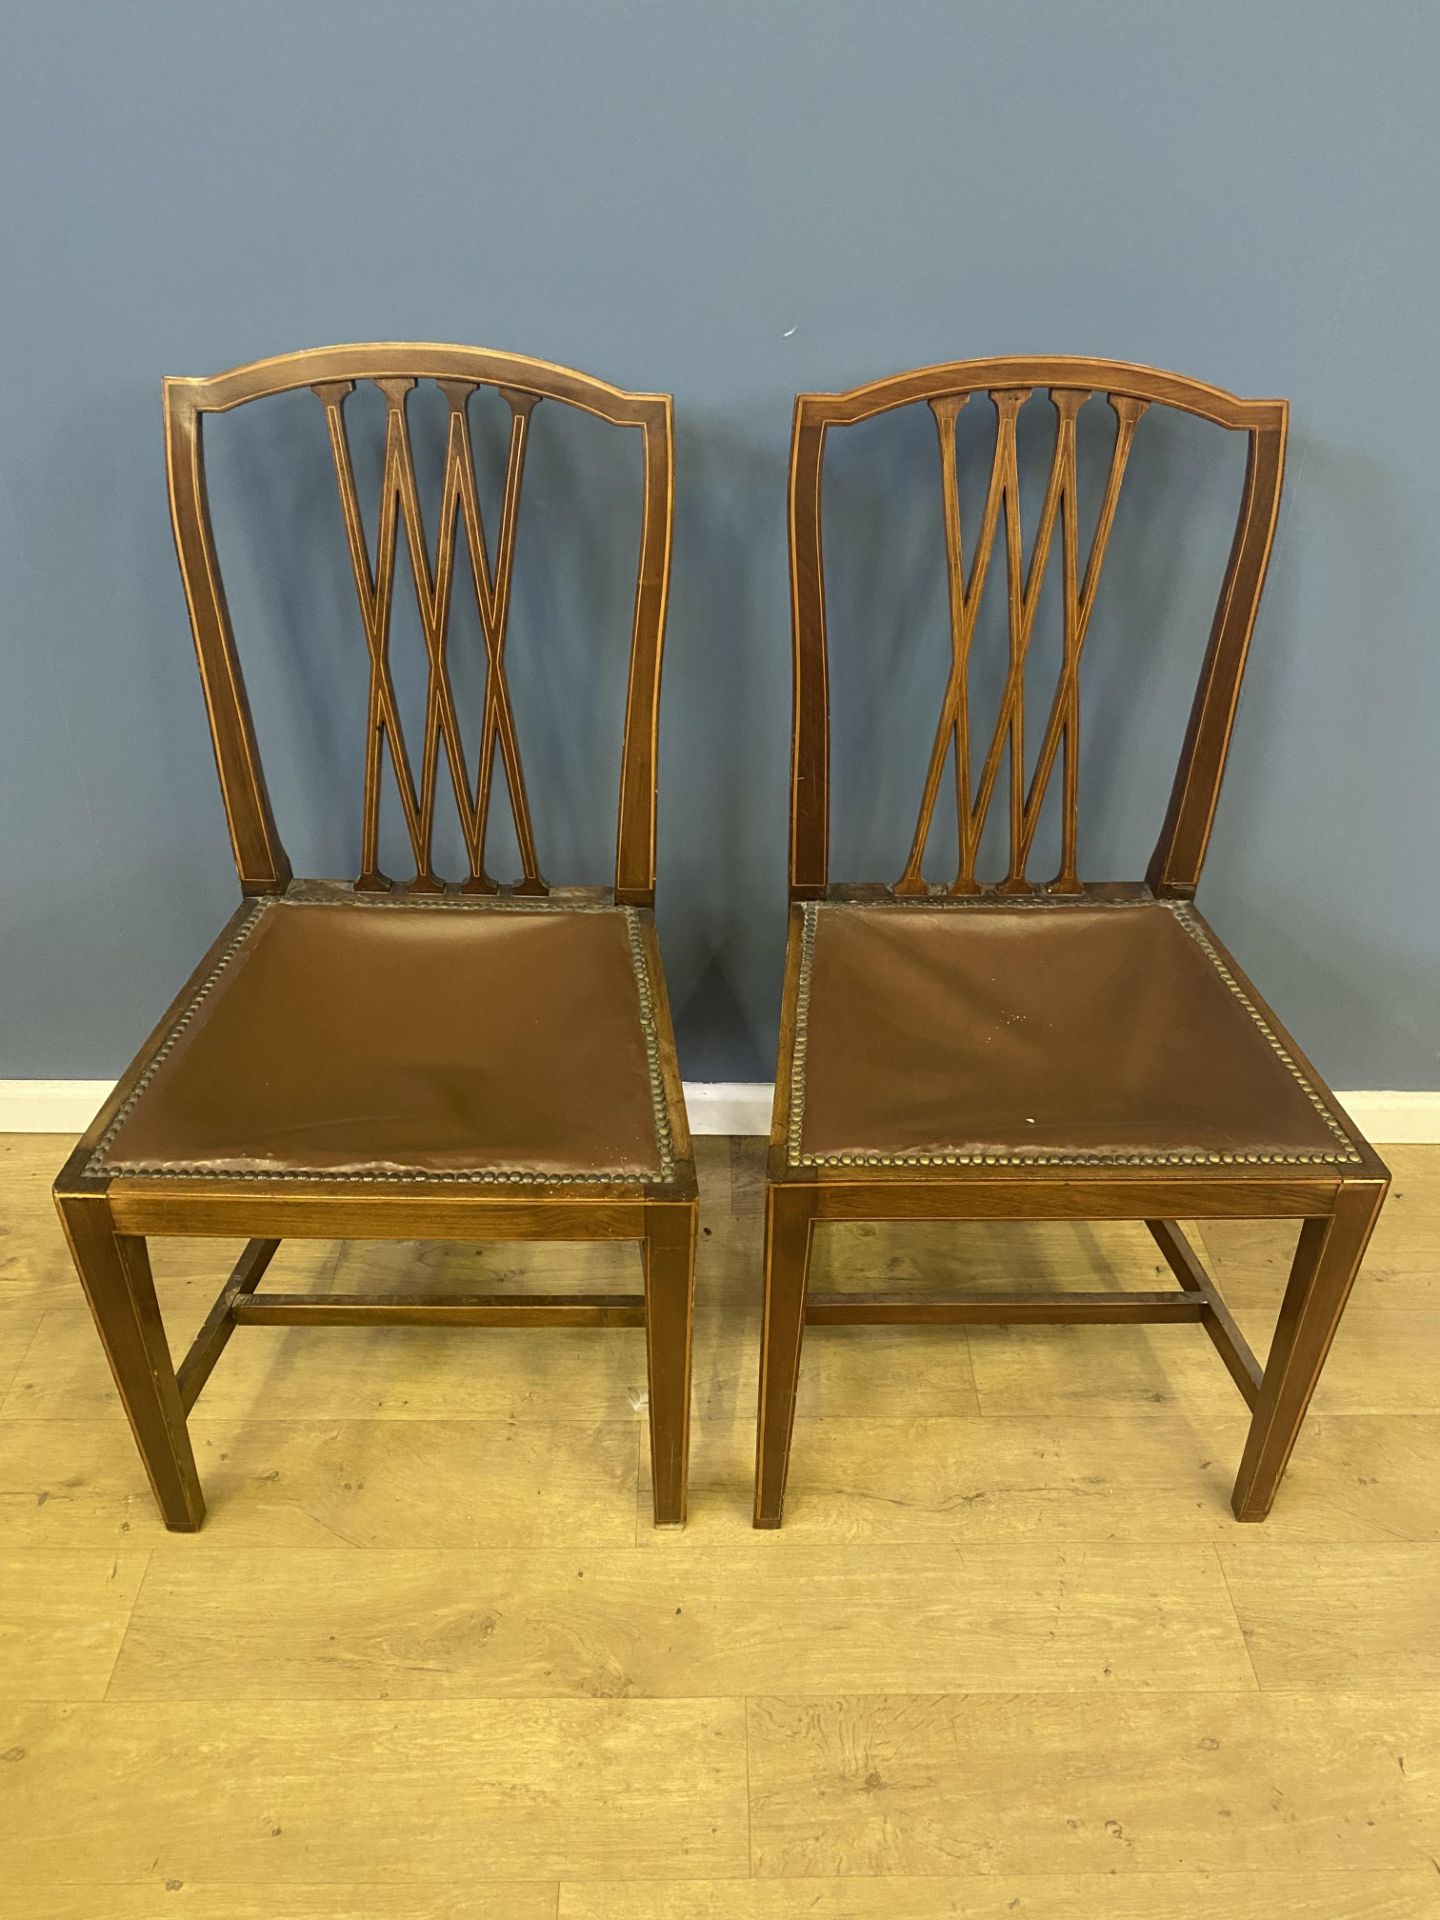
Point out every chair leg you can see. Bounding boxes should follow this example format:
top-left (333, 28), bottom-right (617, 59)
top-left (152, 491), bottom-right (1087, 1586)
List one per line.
top-left (754, 1183), bottom-right (815, 1529)
top-left (55, 1189), bottom-right (205, 1532)
top-left (1231, 1178), bottom-right (1386, 1522)
top-left (642, 1200), bottom-right (695, 1528)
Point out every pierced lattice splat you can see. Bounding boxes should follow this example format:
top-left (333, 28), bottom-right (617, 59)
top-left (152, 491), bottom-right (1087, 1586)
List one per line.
top-left (896, 386), bottom-right (1147, 897)
top-left (312, 376), bottom-right (545, 895)
top-left (786, 356), bottom-right (1288, 901)
top-left (163, 343), bottom-right (674, 904)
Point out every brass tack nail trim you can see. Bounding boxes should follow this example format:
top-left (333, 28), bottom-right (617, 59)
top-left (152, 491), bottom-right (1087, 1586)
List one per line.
top-left (787, 898), bottom-right (1364, 1170)
top-left (93, 896), bottom-right (677, 1186)
top-left (1168, 901), bottom-right (1359, 1161)
top-left (625, 904), bottom-right (677, 1182)
top-left (86, 899), bottom-right (269, 1179)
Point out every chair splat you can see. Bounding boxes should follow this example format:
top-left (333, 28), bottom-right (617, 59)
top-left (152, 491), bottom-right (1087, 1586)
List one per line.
top-left (786, 354), bottom-right (1287, 901)
top-left (896, 386), bottom-right (1147, 899)
top-left (313, 375), bottom-right (546, 896)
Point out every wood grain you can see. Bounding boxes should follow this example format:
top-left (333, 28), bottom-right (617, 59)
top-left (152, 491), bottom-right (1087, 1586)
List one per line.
top-left (1, 1207), bottom-right (339, 1314)
top-left (331, 1234), bottom-right (641, 1290)
top-left (558, 1873), bottom-right (1440, 1919)
top-left (1229, 1302), bottom-right (1440, 1413)
top-left (0, 1209), bottom-right (80, 1310)
top-left (0, 1418), bottom-right (638, 1549)
top-left (0, 1551), bottom-right (147, 1698)
top-left (808, 1216), bottom-right (1177, 1290)
top-left (5, 1308), bottom-right (653, 1424)
top-left (0, 1890), bottom-right (558, 1920)
top-left (728, 1136), bottom-right (766, 1215)
top-left (0, 1307), bottom-right (40, 1400)
top-left (1202, 1215), bottom-right (1440, 1309)
top-left (1367, 1144), bottom-right (1440, 1209)
top-left (5, 1136), bottom-right (1437, 1912)
top-left (0, 1698), bottom-right (747, 1883)
top-left (1218, 1542), bottom-right (1440, 1689)
top-left (643, 1412), bottom-right (1440, 1544)
top-left (747, 1691), bottom-right (1440, 1876)
top-left (688, 1224), bottom-right (982, 1423)
top-left (967, 1321), bottom-right (1244, 1417)
top-left (107, 1544), bottom-right (1252, 1700)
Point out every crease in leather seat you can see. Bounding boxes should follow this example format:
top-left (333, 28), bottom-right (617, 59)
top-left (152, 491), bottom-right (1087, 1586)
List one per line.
top-left (789, 899), bottom-right (1361, 1170)
top-left (94, 897), bottom-right (672, 1182)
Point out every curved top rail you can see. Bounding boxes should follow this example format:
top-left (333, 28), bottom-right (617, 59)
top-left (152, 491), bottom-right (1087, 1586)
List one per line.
top-left (786, 353), bottom-right (1289, 901)
top-left (165, 341), bottom-right (669, 429)
top-left (162, 342), bottom-right (675, 901)
top-left (796, 356), bottom-right (1287, 433)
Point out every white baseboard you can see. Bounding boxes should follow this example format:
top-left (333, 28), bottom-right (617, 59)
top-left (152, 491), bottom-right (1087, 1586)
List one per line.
top-left (696, 1086), bottom-right (1440, 1144)
top-left (682, 1081), bottom-right (773, 1135)
top-left (0, 1078), bottom-right (1435, 1143)
top-left (0, 1081), bottom-right (118, 1134)
top-left (1333, 1091), bottom-right (1440, 1145)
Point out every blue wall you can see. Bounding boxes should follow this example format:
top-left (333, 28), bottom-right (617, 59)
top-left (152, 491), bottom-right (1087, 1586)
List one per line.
top-left (2, 0), bottom-right (1437, 1088)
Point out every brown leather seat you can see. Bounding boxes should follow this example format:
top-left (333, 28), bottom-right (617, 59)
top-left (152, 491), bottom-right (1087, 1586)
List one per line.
top-left (787, 899), bottom-right (1361, 1172)
top-left (94, 894), bottom-right (676, 1183)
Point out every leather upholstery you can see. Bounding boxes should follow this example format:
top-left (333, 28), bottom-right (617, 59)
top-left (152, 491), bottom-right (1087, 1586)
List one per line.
top-left (96, 898), bottom-right (674, 1182)
top-left (788, 900), bottom-right (1360, 1169)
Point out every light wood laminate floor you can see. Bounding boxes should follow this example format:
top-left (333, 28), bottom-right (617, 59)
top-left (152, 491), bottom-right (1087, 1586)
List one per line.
top-left (1, 1132), bottom-right (1437, 1917)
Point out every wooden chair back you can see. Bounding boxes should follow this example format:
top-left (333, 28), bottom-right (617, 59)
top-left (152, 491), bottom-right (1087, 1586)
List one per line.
top-left (786, 357), bottom-right (1287, 902)
top-left (164, 344), bottom-right (675, 904)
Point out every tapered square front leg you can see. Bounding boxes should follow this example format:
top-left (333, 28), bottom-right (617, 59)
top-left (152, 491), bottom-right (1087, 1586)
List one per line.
top-left (55, 1188), bottom-right (205, 1532)
top-left (1232, 1178), bottom-right (1386, 1521)
top-left (642, 1201), bottom-right (696, 1528)
top-left (754, 1183), bottom-right (815, 1528)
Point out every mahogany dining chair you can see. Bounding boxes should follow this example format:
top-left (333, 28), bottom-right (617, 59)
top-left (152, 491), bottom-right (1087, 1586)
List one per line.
top-left (755, 355), bottom-right (1388, 1527)
top-left (55, 343), bottom-right (696, 1530)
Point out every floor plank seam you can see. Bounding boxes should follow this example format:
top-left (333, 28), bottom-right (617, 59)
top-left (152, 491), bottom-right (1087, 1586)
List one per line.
top-left (0, 1310), bottom-right (49, 1415)
top-left (96, 1545), bottom-right (152, 1702)
top-left (743, 1695), bottom-right (755, 1879)
top-left (1208, 1539), bottom-right (1269, 1696)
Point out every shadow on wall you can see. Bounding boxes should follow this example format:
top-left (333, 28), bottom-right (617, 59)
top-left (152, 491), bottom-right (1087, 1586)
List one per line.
top-left (661, 405), bottom-right (791, 1082)
top-left (0, 377), bottom-right (241, 1074)
top-left (1202, 428), bottom-right (1439, 1088)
